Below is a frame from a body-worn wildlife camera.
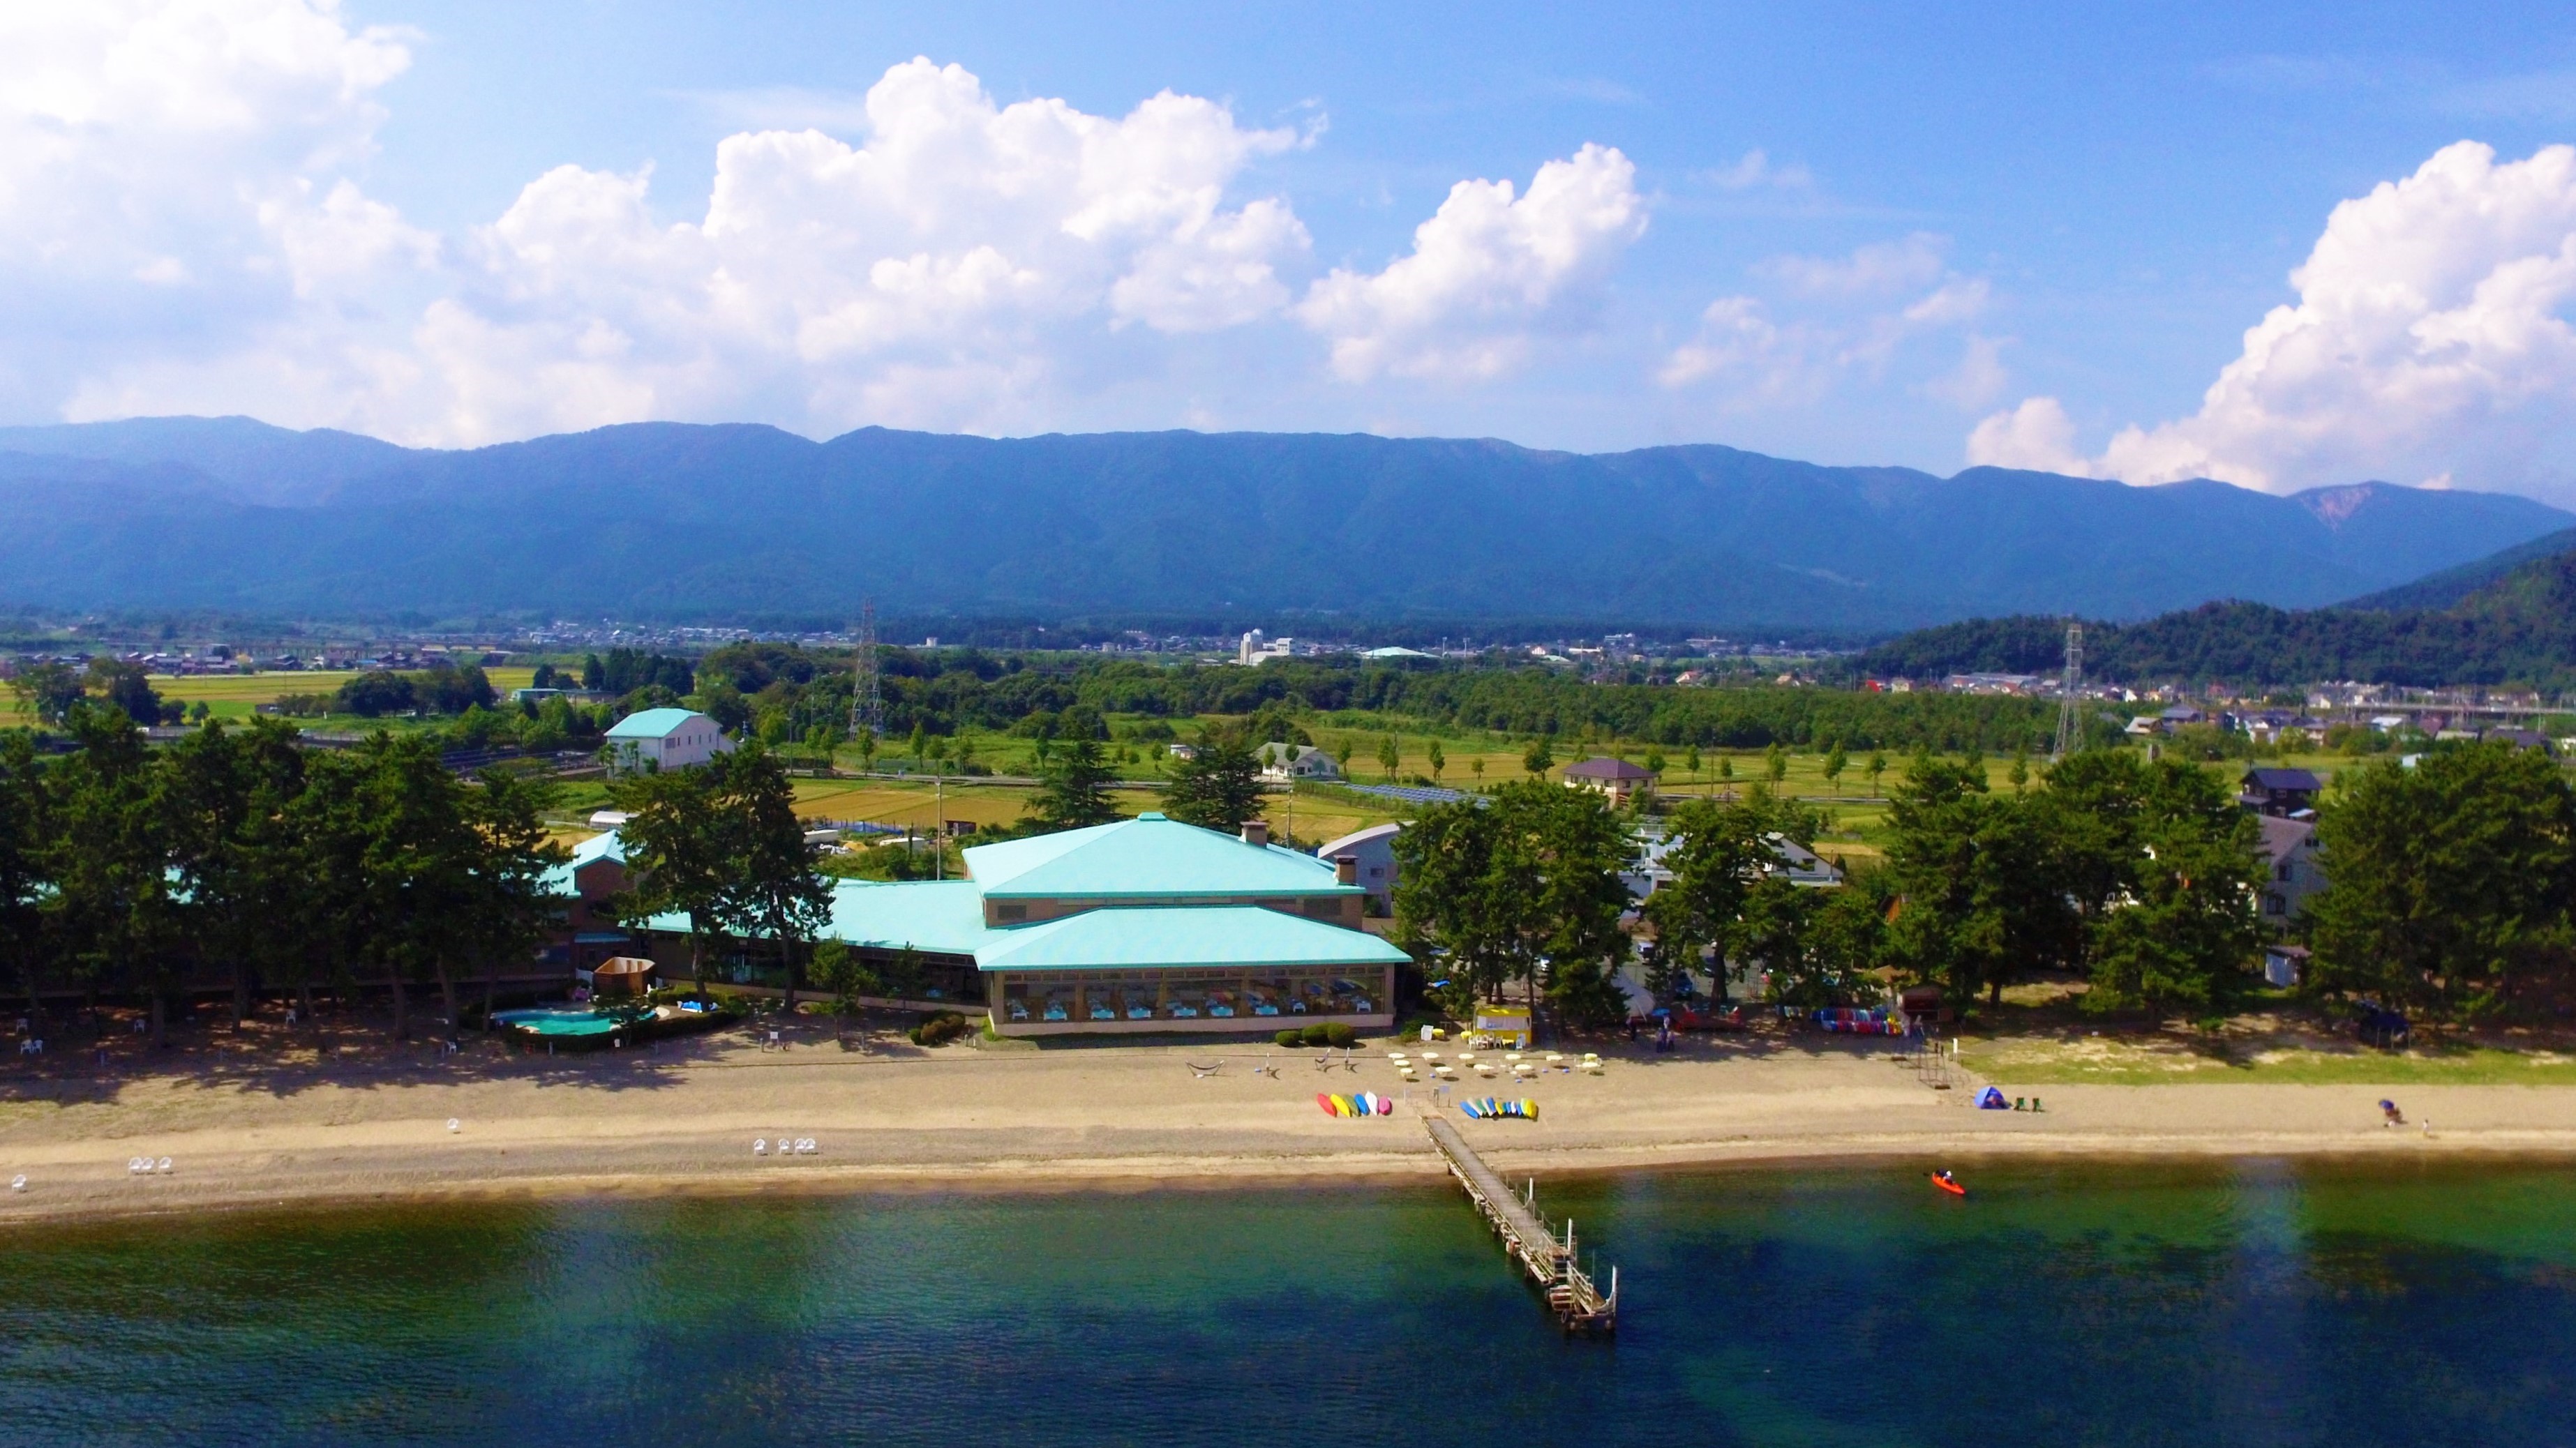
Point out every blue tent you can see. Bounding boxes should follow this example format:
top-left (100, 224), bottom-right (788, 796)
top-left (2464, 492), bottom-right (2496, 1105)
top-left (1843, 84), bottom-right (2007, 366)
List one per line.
top-left (1976, 1086), bottom-right (2009, 1110)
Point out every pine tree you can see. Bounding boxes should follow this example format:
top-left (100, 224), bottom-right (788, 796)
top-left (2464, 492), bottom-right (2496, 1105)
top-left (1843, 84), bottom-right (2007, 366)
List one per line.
top-left (1031, 737), bottom-right (1120, 832)
top-left (1160, 736), bottom-right (1265, 832)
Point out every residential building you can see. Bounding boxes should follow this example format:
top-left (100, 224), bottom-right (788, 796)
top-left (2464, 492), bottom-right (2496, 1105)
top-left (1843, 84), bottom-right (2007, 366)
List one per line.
top-left (603, 707), bottom-right (735, 775)
top-left (1624, 828), bottom-right (1843, 900)
top-left (1256, 741), bottom-right (1342, 781)
top-left (1313, 822), bottom-right (1401, 912)
top-left (2240, 767), bottom-right (2323, 817)
top-left (1563, 755), bottom-right (1658, 806)
top-left (2255, 815), bottom-right (2326, 926)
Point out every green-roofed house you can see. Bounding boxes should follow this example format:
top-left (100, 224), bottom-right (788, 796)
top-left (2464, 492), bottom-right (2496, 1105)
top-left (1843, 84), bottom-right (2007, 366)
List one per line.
top-left (604, 707), bottom-right (735, 775)
top-left (626, 812), bottom-right (1407, 1035)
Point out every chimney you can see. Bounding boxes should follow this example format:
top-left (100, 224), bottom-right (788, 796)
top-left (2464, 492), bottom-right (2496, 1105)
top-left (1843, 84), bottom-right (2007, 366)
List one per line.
top-left (1334, 854), bottom-right (1358, 885)
top-left (1241, 820), bottom-right (1269, 847)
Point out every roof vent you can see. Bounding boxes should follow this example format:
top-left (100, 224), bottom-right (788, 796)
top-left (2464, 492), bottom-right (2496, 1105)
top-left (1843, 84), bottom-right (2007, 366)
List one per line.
top-left (1138, 811), bottom-right (1167, 821)
top-left (1241, 820), bottom-right (1270, 847)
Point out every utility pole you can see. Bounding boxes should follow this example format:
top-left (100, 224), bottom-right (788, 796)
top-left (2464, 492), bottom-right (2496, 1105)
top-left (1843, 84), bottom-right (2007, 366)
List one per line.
top-left (849, 600), bottom-right (883, 761)
top-left (2052, 621), bottom-right (2084, 761)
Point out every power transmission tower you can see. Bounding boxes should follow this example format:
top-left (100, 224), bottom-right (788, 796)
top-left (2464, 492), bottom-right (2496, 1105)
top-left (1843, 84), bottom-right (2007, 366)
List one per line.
top-left (2052, 621), bottom-right (2084, 760)
top-left (849, 601), bottom-right (884, 748)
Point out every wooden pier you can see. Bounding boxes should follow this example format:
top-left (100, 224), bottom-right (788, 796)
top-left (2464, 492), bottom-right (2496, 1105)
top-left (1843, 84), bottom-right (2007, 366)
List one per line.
top-left (1425, 1116), bottom-right (1618, 1334)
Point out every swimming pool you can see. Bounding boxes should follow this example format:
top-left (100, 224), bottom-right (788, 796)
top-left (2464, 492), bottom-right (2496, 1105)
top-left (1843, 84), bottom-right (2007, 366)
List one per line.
top-left (490, 1008), bottom-right (631, 1038)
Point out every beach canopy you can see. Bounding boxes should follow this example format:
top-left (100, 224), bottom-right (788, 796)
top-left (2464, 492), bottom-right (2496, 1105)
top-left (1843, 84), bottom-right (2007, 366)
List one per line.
top-left (1976, 1086), bottom-right (2009, 1110)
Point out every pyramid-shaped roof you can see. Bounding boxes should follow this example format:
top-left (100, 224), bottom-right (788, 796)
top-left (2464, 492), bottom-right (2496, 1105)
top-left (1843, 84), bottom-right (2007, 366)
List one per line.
top-left (964, 813), bottom-right (1352, 899)
top-left (975, 905), bottom-right (1407, 972)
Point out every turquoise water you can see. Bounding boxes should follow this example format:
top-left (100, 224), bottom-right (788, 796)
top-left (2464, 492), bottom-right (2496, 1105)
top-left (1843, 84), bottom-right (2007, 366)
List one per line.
top-left (491, 1008), bottom-right (628, 1036)
top-left (3, 1160), bottom-right (2574, 1446)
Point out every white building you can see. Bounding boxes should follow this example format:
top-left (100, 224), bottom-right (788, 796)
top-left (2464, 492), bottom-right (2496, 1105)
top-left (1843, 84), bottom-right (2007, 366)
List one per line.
top-left (604, 707), bottom-right (735, 775)
top-left (1257, 742), bottom-right (1342, 782)
top-left (1314, 822), bottom-right (1400, 911)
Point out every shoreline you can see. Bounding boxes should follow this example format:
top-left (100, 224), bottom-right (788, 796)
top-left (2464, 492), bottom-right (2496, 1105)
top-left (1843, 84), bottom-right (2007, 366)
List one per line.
top-left (15, 1133), bottom-right (2576, 1230)
top-left (11, 1036), bottom-right (2576, 1227)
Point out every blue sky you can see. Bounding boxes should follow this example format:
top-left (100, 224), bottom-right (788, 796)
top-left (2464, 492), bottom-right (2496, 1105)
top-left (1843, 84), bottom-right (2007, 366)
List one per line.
top-left (11, 1), bottom-right (2576, 500)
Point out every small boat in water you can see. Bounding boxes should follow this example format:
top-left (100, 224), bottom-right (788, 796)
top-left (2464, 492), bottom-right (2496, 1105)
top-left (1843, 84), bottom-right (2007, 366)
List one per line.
top-left (1931, 1170), bottom-right (1966, 1197)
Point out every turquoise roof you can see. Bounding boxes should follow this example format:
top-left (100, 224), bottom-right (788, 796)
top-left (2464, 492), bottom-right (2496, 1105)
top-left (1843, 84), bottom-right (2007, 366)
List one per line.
top-left (643, 877), bottom-right (990, 956)
top-left (821, 879), bottom-right (991, 956)
top-left (964, 814), bottom-right (1355, 899)
top-left (975, 905), bottom-right (1409, 974)
top-left (541, 830), bottom-right (627, 896)
top-left (606, 707), bottom-right (709, 740)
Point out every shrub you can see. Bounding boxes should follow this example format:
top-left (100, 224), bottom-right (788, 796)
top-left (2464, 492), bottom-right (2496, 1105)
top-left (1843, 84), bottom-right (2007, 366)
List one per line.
top-left (908, 1011), bottom-right (971, 1046)
top-left (1322, 1022), bottom-right (1356, 1049)
top-left (1300, 1023), bottom-right (1331, 1048)
top-left (1274, 1028), bottom-right (1302, 1048)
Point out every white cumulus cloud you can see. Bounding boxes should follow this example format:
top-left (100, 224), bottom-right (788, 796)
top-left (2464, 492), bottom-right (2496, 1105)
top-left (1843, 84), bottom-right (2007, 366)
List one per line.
top-left (1974, 141), bottom-right (2576, 496)
top-left (1661, 234), bottom-right (1995, 409)
top-left (0, 0), bottom-right (419, 416)
top-left (1297, 144), bottom-right (1647, 382)
top-left (6, 10), bottom-right (1672, 446)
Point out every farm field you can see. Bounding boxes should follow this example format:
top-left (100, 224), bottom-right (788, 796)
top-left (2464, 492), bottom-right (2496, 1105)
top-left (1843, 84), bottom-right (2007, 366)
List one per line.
top-left (0, 668), bottom-right (541, 730)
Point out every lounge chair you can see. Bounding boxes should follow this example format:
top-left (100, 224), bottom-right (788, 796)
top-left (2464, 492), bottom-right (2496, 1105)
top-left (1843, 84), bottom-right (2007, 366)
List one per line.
top-left (1126, 1006), bottom-right (1153, 1020)
top-left (1044, 1005), bottom-right (1068, 1022)
top-left (1210, 1004), bottom-right (1235, 1018)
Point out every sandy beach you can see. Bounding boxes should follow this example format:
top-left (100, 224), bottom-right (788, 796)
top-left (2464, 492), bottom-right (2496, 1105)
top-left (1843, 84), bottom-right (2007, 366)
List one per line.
top-left (7, 1023), bottom-right (2576, 1225)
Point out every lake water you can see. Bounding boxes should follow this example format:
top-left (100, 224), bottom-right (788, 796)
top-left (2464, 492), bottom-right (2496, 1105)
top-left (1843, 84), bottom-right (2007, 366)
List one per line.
top-left (3, 1159), bottom-right (2573, 1447)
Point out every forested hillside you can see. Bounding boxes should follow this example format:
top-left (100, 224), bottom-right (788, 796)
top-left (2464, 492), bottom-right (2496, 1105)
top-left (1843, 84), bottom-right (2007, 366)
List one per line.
top-left (1855, 548), bottom-right (2576, 688)
top-left (1, 416), bottom-right (2567, 627)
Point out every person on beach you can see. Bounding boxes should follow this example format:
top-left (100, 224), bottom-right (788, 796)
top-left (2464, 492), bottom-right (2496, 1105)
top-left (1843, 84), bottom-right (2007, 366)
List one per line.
top-left (2381, 1099), bottom-right (2404, 1126)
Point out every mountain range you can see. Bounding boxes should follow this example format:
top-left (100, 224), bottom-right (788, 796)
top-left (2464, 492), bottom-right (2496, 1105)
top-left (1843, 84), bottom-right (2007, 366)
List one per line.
top-left (0, 416), bottom-right (2568, 629)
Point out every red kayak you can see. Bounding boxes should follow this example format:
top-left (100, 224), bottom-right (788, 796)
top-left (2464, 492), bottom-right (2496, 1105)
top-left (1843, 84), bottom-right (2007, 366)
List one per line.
top-left (1930, 1172), bottom-right (1967, 1197)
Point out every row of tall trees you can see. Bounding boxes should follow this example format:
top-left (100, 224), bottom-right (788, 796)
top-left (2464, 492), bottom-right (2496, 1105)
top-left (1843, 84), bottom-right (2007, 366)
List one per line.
top-left (0, 710), bottom-right (564, 1043)
top-left (2307, 743), bottom-right (2576, 1017)
top-left (1389, 749), bottom-right (2272, 1028)
top-left (1391, 781), bottom-right (1635, 1027)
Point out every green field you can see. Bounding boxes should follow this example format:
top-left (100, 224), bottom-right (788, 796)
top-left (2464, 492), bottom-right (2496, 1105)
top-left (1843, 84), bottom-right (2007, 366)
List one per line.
top-left (0, 668), bottom-right (539, 730)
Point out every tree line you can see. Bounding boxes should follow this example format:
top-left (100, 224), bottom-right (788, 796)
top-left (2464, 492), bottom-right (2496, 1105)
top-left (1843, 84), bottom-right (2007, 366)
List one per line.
top-left (0, 709), bottom-right (564, 1044)
top-left (1393, 748), bottom-right (2273, 1029)
top-left (641, 643), bottom-right (2076, 755)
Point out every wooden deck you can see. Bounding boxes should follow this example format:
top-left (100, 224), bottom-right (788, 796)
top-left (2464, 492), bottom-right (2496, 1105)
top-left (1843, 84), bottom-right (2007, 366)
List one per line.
top-left (1424, 1115), bottom-right (1617, 1334)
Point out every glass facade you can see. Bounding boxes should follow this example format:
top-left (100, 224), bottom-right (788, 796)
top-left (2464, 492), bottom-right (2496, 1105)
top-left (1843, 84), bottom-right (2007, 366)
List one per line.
top-left (996, 967), bottom-right (1386, 1027)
